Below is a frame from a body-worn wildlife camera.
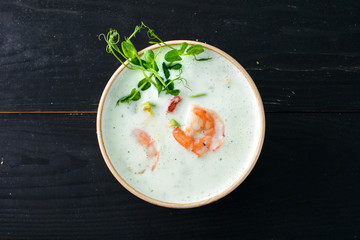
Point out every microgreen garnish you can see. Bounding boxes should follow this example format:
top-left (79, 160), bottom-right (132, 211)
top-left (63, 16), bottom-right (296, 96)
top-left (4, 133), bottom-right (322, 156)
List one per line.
top-left (162, 62), bottom-right (170, 79)
top-left (165, 49), bottom-right (182, 62)
top-left (189, 93), bottom-right (207, 98)
top-left (178, 42), bottom-right (188, 55)
top-left (137, 78), bottom-right (151, 90)
top-left (168, 63), bottom-right (182, 70)
top-left (168, 119), bottom-right (181, 127)
top-left (99, 22), bottom-right (211, 104)
top-left (142, 101), bottom-right (156, 115)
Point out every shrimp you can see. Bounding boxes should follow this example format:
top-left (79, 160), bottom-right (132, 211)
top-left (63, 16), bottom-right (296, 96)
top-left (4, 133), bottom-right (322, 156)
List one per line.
top-left (172, 105), bottom-right (225, 157)
top-left (132, 129), bottom-right (160, 172)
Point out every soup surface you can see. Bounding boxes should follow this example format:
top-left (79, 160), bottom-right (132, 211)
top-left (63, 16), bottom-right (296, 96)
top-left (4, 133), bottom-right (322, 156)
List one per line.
top-left (101, 44), bottom-right (262, 204)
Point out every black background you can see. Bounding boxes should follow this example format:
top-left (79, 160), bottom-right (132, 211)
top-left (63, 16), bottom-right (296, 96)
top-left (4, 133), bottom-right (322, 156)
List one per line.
top-left (0, 0), bottom-right (359, 239)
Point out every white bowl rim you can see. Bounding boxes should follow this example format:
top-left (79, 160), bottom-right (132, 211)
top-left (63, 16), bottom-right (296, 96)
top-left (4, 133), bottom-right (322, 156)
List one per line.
top-left (96, 40), bottom-right (266, 208)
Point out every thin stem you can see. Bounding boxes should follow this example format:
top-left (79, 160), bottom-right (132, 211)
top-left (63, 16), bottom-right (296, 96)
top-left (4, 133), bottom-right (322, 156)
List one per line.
top-left (141, 22), bottom-right (175, 50)
top-left (142, 72), bottom-right (155, 86)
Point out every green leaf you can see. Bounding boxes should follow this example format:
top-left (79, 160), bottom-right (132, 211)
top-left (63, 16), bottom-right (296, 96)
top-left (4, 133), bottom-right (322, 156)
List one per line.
top-left (116, 98), bottom-right (122, 106)
top-left (165, 49), bottom-right (182, 62)
top-left (137, 78), bottom-right (151, 90)
top-left (196, 57), bottom-right (212, 61)
top-left (186, 44), bottom-right (204, 55)
top-left (155, 76), bottom-right (163, 94)
top-left (121, 40), bottom-right (138, 59)
top-left (130, 59), bottom-right (148, 69)
top-left (162, 62), bottom-right (170, 79)
top-left (118, 88), bottom-right (141, 103)
top-left (130, 88), bottom-right (141, 101)
top-left (153, 61), bottom-right (159, 71)
top-left (178, 42), bottom-right (188, 55)
top-left (168, 89), bottom-right (180, 96)
top-left (165, 79), bottom-right (174, 90)
top-left (119, 94), bottom-right (131, 104)
top-left (168, 63), bottom-right (182, 70)
top-left (143, 61), bottom-right (152, 69)
top-left (144, 50), bottom-right (155, 62)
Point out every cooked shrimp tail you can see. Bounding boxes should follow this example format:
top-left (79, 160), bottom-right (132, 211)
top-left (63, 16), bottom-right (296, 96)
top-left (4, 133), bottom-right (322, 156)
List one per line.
top-left (132, 128), bottom-right (160, 171)
top-left (172, 105), bottom-right (225, 157)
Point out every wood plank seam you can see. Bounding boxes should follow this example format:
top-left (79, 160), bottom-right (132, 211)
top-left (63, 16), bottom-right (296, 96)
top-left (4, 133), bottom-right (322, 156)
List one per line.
top-left (0, 111), bottom-right (359, 114)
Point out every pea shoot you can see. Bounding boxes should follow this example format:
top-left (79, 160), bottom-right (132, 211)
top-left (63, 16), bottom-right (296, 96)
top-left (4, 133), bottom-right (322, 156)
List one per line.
top-left (99, 22), bottom-right (211, 105)
top-left (189, 93), bottom-right (207, 98)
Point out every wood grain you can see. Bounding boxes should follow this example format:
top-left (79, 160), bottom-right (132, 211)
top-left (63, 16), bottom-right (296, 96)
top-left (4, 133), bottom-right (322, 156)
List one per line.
top-left (0, 0), bottom-right (359, 239)
top-left (0, 113), bottom-right (359, 239)
top-left (0, 0), bottom-right (359, 111)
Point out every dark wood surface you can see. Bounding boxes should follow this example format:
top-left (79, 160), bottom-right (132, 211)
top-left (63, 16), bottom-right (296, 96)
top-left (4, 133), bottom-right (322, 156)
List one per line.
top-left (0, 0), bottom-right (359, 239)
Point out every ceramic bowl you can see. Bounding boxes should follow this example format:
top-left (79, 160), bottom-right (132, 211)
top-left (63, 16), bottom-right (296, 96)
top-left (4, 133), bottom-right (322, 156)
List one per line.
top-left (97, 40), bottom-right (265, 208)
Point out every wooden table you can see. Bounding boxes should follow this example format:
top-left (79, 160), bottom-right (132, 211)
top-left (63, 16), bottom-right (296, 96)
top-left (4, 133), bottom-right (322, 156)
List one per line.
top-left (1, 0), bottom-right (359, 239)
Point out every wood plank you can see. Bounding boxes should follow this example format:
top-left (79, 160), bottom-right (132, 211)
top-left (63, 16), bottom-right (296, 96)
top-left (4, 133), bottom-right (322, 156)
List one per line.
top-left (0, 113), bottom-right (359, 239)
top-left (0, 0), bottom-right (359, 111)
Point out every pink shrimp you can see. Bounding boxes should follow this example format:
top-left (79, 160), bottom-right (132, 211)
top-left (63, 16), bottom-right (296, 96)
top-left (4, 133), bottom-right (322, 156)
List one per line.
top-left (172, 105), bottom-right (225, 157)
top-left (132, 129), bottom-right (160, 171)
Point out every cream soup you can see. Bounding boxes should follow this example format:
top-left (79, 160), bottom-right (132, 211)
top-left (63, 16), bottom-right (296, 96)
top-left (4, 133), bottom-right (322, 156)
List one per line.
top-left (100, 43), bottom-right (263, 204)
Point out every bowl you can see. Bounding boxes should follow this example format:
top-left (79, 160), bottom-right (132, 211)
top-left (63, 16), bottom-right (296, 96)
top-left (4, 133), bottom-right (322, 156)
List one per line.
top-left (97, 40), bottom-right (265, 208)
